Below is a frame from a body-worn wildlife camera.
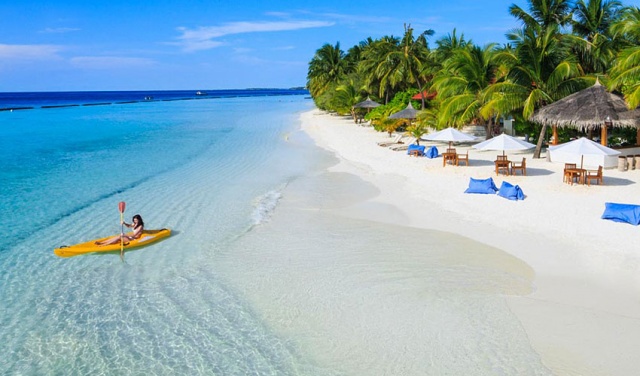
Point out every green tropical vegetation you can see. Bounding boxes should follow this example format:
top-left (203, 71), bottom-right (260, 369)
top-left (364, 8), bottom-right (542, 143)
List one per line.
top-left (306, 0), bottom-right (640, 157)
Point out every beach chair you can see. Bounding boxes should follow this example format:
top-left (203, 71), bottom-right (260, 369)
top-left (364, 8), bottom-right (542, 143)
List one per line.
top-left (389, 143), bottom-right (410, 151)
top-left (585, 166), bottom-right (603, 186)
top-left (511, 158), bottom-right (526, 175)
top-left (495, 155), bottom-right (510, 175)
top-left (456, 151), bottom-right (469, 166)
top-left (443, 148), bottom-right (457, 166)
top-left (563, 163), bottom-right (577, 184)
top-left (378, 134), bottom-right (403, 147)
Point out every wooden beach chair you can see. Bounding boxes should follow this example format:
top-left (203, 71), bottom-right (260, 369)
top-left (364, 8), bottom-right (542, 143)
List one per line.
top-left (378, 134), bottom-right (403, 147)
top-left (495, 155), bottom-right (510, 175)
top-left (585, 166), bottom-right (603, 186)
top-left (456, 151), bottom-right (469, 166)
top-left (511, 158), bottom-right (526, 175)
top-left (563, 163), bottom-right (577, 184)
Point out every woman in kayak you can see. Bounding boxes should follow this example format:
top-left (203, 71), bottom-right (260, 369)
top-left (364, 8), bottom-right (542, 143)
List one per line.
top-left (95, 214), bottom-right (145, 246)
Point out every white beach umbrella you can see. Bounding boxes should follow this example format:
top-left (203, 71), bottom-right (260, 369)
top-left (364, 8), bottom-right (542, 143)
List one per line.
top-left (548, 137), bottom-right (620, 168)
top-left (473, 133), bottom-right (536, 155)
top-left (424, 127), bottom-right (478, 148)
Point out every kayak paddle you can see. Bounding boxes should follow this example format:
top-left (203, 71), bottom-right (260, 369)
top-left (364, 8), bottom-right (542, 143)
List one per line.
top-left (119, 201), bottom-right (126, 262)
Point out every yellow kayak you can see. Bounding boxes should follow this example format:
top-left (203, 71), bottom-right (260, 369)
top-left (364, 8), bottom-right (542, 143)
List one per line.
top-left (54, 228), bottom-right (171, 258)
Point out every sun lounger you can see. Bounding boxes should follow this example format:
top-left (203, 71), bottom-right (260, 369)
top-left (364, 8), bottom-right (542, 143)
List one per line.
top-left (389, 143), bottom-right (410, 151)
top-left (378, 134), bottom-right (403, 147)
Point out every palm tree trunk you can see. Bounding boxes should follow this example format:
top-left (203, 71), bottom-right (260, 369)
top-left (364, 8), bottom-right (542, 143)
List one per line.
top-left (533, 123), bottom-right (548, 159)
top-left (413, 73), bottom-right (426, 109)
top-left (484, 118), bottom-right (494, 140)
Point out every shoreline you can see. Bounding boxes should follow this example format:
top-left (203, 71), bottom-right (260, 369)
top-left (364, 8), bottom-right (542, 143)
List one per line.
top-left (300, 108), bottom-right (640, 374)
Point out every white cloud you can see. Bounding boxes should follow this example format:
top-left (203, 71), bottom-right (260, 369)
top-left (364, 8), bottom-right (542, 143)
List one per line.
top-left (264, 12), bottom-right (290, 18)
top-left (174, 20), bottom-right (334, 52)
top-left (70, 56), bottom-right (155, 69)
top-left (0, 44), bottom-right (63, 60)
top-left (41, 27), bottom-right (80, 33)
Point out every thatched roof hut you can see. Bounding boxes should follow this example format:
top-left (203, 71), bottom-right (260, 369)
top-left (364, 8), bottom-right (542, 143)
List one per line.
top-left (530, 81), bottom-right (638, 130)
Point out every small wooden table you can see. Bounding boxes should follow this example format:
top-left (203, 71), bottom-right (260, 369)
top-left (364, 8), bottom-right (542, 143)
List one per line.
top-left (409, 149), bottom-right (422, 157)
top-left (442, 152), bottom-right (457, 166)
top-left (565, 168), bottom-right (586, 185)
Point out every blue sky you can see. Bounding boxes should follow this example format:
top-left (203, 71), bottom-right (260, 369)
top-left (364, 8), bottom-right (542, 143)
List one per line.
top-left (1, 0), bottom-right (639, 92)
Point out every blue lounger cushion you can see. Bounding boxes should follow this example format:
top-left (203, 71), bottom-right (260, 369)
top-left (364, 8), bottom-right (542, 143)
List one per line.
top-left (497, 181), bottom-right (525, 200)
top-left (406, 144), bottom-right (425, 155)
top-left (601, 203), bottom-right (640, 226)
top-left (464, 177), bottom-right (498, 194)
top-left (426, 146), bottom-right (439, 159)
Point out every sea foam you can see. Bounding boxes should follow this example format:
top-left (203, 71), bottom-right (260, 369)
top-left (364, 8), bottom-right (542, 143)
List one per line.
top-left (251, 187), bottom-right (284, 225)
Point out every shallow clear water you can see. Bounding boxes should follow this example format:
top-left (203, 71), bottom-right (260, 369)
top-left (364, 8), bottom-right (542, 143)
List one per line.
top-left (0, 96), bottom-right (334, 375)
top-left (0, 97), bottom-right (551, 375)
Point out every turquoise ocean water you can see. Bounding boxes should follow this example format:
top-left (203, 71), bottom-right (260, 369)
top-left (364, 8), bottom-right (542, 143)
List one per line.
top-left (0, 94), bottom-right (335, 375)
top-left (0, 93), bottom-right (551, 375)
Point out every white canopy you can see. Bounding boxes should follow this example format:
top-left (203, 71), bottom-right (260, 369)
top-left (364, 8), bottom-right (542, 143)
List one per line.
top-left (548, 137), bottom-right (621, 168)
top-left (424, 127), bottom-right (477, 145)
top-left (548, 137), bottom-right (621, 156)
top-left (473, 133), bottom-right (535, 154)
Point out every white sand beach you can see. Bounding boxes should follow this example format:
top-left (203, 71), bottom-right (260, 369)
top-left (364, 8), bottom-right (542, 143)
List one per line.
top-left (300, 109), bottom-right (640, 375)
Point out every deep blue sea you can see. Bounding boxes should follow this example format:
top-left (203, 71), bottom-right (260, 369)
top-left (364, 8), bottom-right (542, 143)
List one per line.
top-left (0, 89), bottom-right (308, 110)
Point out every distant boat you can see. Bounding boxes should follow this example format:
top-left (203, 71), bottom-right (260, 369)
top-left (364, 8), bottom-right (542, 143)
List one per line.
top-left (196, 91), bottom-right (208, 96)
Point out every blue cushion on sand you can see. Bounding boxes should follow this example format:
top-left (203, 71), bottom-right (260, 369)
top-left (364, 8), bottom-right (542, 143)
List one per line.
top-left (497, 181), bottom-right (525, 200)
top-left (464, 177), bottom-right (498, 194)
top-left (426, 146), bottom-right (439, 159)
top-left (601, 203), bottom-right (640, 226)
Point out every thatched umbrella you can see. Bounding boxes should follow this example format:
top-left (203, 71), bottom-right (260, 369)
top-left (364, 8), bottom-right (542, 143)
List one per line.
top-left (388, 102), bottom-right (419, 120)
top-left (353, 97), bottom-right (381, 109)
top-left (530, 80), bottom-right (639, 147)
top-left (351, 96), bottom-right (381, 124)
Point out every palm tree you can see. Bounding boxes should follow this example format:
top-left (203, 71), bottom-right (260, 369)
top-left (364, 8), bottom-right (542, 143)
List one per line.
top-left (359, 35), bottom-right (400, 104)
top-left (489, 23), bottom-right (587, 157)
top-left (486, 0), bottom-right (587, 157)
top-left (307, 42), bottom-right (346, 99)
top-left (405, 123), bottom-right (428, 145)
top-left (361, 25), bottom-right (434, 109)
top-left (609, 6), bottom-right (640, 109)
top-left (509, 0), bottom-right (574, 29)
top-left (431, 43), bottom-right (502, 137)
top-left (434, 28), bottom-right (471, 63)
top-left (570, 0), bottom-right (623, 74)
top-left (333, 82), bottom-right (360, 116)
